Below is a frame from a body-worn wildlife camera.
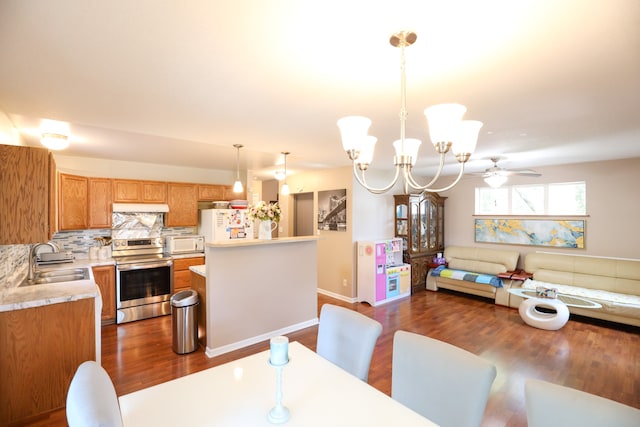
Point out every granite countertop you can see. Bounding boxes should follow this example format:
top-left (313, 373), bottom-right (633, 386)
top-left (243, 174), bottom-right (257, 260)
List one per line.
top-left (0, 260), bottom-right (102, 313)
top-left (168, 252), bottom-right (205, 260)
top-left (189, 264), bottom-right (205, 276)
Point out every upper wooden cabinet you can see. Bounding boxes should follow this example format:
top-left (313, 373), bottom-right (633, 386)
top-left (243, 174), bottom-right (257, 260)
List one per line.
top-left (198, 184), bottom-right (234, 202)
top-left (59, 175), bottom-right (113, 230)
top-left (48, 153), bottom-right (58, 239)
top-left (113, 179), bottom-right (167, 203)
top-left (0, 145), bottom-right (50, 244)
top-left (88, 178), bottom-right (112, 228)
top-left (59, 174), bottom-right (89, 230)
top-left (167, 183), bottom-right (198, 226)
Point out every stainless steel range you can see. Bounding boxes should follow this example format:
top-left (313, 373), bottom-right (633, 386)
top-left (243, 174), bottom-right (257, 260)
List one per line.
top-left (112, 237), bottom-right (173, 324)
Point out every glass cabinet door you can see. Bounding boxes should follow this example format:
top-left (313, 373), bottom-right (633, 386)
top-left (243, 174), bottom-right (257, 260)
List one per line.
top-left (410, 201), bottom-right (419, 252)
top-left (428, 201), bottom-right (437, 250)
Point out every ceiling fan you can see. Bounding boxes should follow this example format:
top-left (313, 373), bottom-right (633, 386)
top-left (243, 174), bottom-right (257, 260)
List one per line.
top-left (472, 157), bottom-right (541, 188)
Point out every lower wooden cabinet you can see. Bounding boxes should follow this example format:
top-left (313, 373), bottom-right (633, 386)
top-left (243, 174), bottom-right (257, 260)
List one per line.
top-left (173, 256), bottom-right (205, 292)
top-left (191, 271), bottom-right (207, 347)
top-left (405, 252), bottom-right (432, 295)
top-left (92, 265), bottom-right (116, 325)
top-left (0, 299), bottom-right (96, 425)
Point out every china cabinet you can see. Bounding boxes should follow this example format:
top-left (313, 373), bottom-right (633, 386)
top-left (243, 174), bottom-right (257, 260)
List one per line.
top-left (393, 193), bottom-right (446, 293)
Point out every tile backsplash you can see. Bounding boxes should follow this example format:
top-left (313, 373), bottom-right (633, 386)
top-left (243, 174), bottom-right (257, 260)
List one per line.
top-left (0, 226), bottom-right (197, 290)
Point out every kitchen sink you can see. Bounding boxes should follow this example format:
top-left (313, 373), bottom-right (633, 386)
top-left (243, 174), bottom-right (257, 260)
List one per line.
top-left (21, 267), bottom-right (90, 286)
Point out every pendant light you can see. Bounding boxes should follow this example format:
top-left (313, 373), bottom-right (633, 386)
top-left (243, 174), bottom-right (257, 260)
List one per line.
top-left (280, 151), bottom-right (290, 196)
top-left (232, 144), bottom-right (244, 193)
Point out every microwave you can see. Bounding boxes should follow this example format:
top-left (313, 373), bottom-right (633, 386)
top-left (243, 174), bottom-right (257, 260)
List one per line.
top-left (165, 235), bottom-right (205, 254)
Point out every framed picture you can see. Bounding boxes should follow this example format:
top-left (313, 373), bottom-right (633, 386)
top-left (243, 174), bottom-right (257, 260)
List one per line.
top-left (474, 218), bottom-right (585, 248)
top-left (317, 189), bottom-right (347, 231)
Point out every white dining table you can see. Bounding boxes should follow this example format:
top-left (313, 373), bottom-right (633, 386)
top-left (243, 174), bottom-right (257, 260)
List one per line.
top-left (118, 341), bottom-right (438, 426)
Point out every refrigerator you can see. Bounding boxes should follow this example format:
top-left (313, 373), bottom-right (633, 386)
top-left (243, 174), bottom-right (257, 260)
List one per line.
top-left (357, 238), bottom-right (411, 306)
top-left (198, 209), bottom-right (254, 242)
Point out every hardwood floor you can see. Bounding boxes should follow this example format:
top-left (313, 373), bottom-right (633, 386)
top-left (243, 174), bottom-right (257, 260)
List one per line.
top-left (19, 289), bottom-right (639, 427)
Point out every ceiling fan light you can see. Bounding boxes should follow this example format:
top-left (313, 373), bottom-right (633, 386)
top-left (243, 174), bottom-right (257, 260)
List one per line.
top-left (424, 103), bottom-right (467, 146)
top-left (40, 132), bottom-right (69, 150)
top-left (484, 174), bottom-right (508, 188)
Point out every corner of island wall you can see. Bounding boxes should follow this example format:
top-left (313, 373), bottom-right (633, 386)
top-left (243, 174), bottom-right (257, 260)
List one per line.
top-left (203, 236), bottom-right (319, 357)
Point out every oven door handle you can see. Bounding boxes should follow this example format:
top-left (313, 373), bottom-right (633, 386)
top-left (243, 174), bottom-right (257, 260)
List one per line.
top-left (117, 261), bottom-right (173, 271)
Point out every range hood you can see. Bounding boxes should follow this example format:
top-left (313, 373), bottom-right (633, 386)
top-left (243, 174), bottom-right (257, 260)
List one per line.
top-left (112, 203), bottom-right (169, 213)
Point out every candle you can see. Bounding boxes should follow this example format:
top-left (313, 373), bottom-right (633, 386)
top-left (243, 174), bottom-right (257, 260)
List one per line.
top-left (269, 336), bottom-right (289, 366)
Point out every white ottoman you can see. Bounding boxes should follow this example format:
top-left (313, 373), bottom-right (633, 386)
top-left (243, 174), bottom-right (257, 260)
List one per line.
top-left (518, 297), bottom-right (570, 330)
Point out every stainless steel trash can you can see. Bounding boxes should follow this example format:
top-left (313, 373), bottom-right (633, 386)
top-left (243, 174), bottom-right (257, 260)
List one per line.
top-left (171, 290), bottom-right (199, 354)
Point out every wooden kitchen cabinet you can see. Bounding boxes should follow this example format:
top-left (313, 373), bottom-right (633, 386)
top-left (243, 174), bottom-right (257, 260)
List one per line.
top-left (0, 145), bottom-right (50, 244)
top-left (173, 256), bottom-right (205, 292)
top-left (197, 184), bottom-right (234, 201)
top-left (167, 182), bottom-right (198, 226)
top-left (49, 153), bottom-right (58, 239)
top-left (0, 298), bottom-right (96, 425)
top-left (88, 177), bottom-right (112, 228)
top-left (92, 265), bottom-right (116, 324)
top-left (59, 173), bottom-right (89, 230)
top-left (191, 270), bottom-right (207, 347)
top-left (113, 179), bottom-right (167, 203)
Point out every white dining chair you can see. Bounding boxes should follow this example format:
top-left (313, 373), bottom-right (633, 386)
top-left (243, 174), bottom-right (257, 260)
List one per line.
top-left (316, 303), bottom-right (383, 381)
top-left (391, 330), bottom-right (497, 427)
top-left (525, 379), bottom-right (640, 427)
top-left (66, 360), bottom-right (123, 427)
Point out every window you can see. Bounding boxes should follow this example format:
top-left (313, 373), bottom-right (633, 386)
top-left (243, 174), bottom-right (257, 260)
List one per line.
top-left (475, 182), bottom-right (586, 215)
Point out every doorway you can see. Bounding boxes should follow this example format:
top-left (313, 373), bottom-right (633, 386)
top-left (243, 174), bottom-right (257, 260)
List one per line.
top-left (293, 192), bottom-right (314, 236)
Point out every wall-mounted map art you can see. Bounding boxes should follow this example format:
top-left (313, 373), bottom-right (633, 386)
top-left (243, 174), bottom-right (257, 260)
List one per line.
top-left (474, 218), bottom-right (585, 248)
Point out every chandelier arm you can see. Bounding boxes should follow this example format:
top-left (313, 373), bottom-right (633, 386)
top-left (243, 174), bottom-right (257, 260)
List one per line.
top-left (404, 152), bottom-right (447, 189)
top-left (353, 163), bottom-right (401, 194)
top-left (413, 162), bottom-right (467, 193)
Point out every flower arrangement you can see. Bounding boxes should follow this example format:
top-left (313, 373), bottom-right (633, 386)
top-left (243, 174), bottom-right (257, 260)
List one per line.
top-left (247, 201), bottom-right (281, 223)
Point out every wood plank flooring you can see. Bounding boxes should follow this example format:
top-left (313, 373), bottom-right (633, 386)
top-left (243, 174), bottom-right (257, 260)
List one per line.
top-left (17, 289), bottom-right (640, 426)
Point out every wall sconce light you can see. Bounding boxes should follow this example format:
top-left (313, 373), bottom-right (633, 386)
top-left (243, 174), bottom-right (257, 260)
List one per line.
top-left (233, 144), bottom-right (244, 193)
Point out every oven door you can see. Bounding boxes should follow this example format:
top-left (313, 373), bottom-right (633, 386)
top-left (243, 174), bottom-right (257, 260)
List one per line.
top-left (116, 260), bottom-right (174, 309)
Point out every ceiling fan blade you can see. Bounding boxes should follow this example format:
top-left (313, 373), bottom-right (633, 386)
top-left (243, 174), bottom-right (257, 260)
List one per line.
top-left (509, 169), bottom-right (541, 177)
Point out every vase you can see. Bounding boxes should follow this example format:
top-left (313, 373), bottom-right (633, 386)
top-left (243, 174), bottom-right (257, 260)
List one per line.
top-left (259, 219), bottom-right (277, 240)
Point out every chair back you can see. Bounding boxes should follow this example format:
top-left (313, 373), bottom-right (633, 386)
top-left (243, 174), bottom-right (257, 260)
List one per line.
top-left (316, 304), bottom-right (382, 381)
top-left (525, 379), bottom-right (640, 427)
top-left (392, 330), bottom-right (496, 427)
top-left (66, 360), bottom-right (123, 427)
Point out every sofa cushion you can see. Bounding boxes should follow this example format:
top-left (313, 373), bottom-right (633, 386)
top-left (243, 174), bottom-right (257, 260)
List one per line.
top-left (525, 253), bottom-right (640, 295)
top-left (445, 246), bottom-right (519, 275)
top-left (431, 266), bottom-right (503, 288)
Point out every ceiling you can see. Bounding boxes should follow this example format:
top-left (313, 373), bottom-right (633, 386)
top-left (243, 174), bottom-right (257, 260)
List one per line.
top-left (1, 0), bottom-right (639, 182)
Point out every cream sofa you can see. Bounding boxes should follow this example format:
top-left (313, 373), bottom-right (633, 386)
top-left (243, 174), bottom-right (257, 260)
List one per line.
top-left (426, 246), bottom-right (520, 306)
top-left (516, 252), bottom-right (640, 327)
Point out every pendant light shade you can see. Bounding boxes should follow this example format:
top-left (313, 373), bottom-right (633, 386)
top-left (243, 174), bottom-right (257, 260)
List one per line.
top-left (233, 144), bottom-right (244, 193)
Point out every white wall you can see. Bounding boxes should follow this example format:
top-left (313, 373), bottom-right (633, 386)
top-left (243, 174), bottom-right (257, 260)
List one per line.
top-left (440, 157), bottom-right (640, 267)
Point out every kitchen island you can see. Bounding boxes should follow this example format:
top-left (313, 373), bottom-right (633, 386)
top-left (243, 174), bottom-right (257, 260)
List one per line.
top-left (204, 236), bottom-right (318, 357)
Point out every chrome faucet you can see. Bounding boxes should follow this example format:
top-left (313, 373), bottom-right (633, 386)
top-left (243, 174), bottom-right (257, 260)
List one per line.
top-left (28, 242), bottom-right (59, 280)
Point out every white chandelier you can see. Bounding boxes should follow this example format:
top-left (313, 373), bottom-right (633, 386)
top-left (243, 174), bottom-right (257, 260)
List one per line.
top-left (337, 30), bottom-right (483, 194)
